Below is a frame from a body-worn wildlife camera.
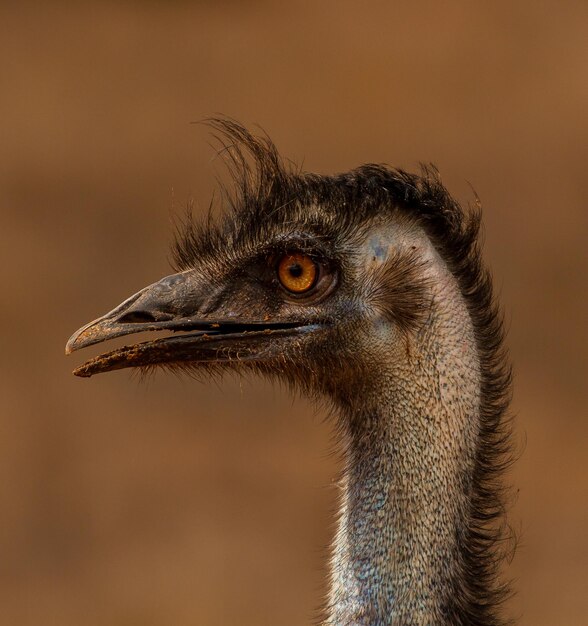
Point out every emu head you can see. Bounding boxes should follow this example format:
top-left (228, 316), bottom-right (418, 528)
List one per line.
top-left (67, 120), bottom-right (472, 410)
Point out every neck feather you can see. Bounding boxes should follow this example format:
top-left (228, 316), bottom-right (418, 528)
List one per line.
top-left (326, 243), bottom-right (509, 626)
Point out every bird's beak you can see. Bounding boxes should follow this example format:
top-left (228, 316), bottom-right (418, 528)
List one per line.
top-left (66, 271), bottom-right (316, 378)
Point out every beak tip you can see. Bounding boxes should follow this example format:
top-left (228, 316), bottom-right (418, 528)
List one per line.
top-left (65, 330), bottom-right (83, 355)
top-left (73, 365), bottom-right (92, 378)
top-left (65, 317), bottom-right (107, 356)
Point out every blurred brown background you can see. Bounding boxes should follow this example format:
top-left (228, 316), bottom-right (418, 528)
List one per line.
top-left (1, 2), bottom-right (587, 625)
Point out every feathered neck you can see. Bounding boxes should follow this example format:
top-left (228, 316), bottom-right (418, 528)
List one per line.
top-left (326, 227), bottom-right (511, 626)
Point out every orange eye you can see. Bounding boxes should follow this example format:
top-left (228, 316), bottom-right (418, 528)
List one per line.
top-left (277, 253), bottom-right (318, 294)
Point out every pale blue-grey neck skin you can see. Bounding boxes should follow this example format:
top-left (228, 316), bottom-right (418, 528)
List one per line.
top-left (326, 220), bottom-right (480, 625)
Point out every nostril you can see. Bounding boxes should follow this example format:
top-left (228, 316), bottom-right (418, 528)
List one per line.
top-left (118, 311), bottom-right (157, 324)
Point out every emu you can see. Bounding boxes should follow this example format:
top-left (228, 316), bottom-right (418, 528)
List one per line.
top-left (67, 120), bottom-right (512, 626)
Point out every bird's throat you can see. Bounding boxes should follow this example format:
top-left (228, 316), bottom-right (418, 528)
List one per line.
top-left (327, 262), bottom-right (482, 625)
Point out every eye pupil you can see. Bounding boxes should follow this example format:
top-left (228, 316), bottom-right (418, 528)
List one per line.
top-left (288, 263), bottom-right (303, 278)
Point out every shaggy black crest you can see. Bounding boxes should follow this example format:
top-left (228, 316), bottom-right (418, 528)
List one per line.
top-left (174, 118), bottom-right (513, 625)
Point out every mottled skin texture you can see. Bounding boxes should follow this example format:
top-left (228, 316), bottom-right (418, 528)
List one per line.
top-left (67, 121), bottom-right (512, 626)
top-left (328, 223), bottom-right (480, 624)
